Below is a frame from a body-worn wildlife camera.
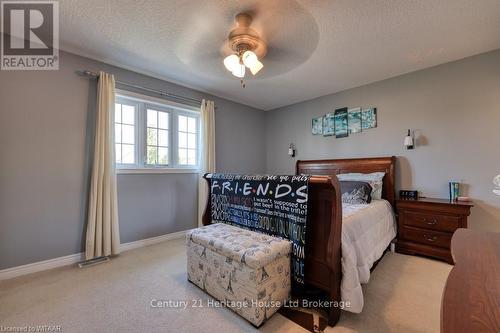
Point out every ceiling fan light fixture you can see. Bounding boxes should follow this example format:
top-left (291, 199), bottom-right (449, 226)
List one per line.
top-left (231, 63), bottom-right (246, 78)
top-left (242, 50), bottom-right (257, 67)
top-left (242, 50), bottom-right (264, 75)
top-left (223, 54), bottom-right (240, 72)
top-left (222, 13), bottom-right (267, 84)
top-left (249, 59), bottom-right (263, 75)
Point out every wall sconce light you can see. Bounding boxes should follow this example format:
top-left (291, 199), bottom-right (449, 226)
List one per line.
top-left (404, 129), bottom-right (414, 150)
top-left (288, 143), bottom-right (295, 158)
top-left (494, 175), bottom-right (500, 196)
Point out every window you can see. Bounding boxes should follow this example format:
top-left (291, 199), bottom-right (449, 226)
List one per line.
top-left (178, 115), bottom-right (198, 166)
top-left (114, 101), bottom-right (137, 165)
top-left (114, 91), bottom-right (200, 171)
top-left (146, 109), bottom-right (169, 166)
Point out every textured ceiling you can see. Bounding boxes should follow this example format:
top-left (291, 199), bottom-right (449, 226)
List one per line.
top-left (58, 0), bottom-right (500, 110)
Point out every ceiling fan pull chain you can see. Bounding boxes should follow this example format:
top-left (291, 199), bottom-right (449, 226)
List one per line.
top-left (240, 79), bottom-right (246, 88)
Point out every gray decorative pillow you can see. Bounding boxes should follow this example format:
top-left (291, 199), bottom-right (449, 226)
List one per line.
top-left (340, 181), bottom-right (372, 204)
top-left (337, 172), bottom-right (385, 200)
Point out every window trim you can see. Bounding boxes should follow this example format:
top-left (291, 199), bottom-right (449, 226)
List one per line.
top-left (116, 168), bottom-right (199, 175)
top-left (115, 89), bottom-right (201, 173)
top-left (116, 89), bottom-right (200, 113)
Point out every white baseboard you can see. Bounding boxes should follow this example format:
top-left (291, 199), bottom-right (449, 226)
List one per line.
top-left (119, 230), bottom-right (187, 252)
top-left (0, 252), bottom-right (85, 281)
top-left (0, 230), bottom-right (187, 281)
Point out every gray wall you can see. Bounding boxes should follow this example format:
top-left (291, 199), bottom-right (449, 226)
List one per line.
top-left (0, 51), bottom-right (266, 269)
top-left (265, 49), bottom-right (500, 233)
top-left (2, 47), bottom-right (499, 270)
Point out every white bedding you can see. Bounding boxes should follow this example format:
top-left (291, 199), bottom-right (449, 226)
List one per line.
top-left (341, 199), bottom-right (396, 313)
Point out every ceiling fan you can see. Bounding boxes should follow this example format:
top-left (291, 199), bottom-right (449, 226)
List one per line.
top-left (222, 13), bottom-right (267, 87)
top-left (175, 2), bottom-right (318, 86)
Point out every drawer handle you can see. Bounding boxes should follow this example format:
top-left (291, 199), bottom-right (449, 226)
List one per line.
top-left (424, 235), bottom-right (438, 242)
top-left (423, 218), bottom-right (438, 225)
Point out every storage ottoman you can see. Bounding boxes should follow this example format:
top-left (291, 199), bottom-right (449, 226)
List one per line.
top-left (186, 223), bottom-right (292, 327)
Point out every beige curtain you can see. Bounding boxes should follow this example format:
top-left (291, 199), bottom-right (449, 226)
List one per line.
top-left (198, 99), bottom-right (216, 227)
top-left (85, 71), bottom-right (120, 260)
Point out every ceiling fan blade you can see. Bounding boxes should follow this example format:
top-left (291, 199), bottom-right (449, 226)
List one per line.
top-left (174, 7), bottom-right (230, 66)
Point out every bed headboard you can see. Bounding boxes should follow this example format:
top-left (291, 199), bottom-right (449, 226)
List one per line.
top-left (296, 156), bottom-right (396, 206)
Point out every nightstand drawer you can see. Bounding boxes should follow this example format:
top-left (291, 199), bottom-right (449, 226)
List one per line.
top-left (401, 227), bottom-right (452, 249)
top-left (401, 211), bottom-right (460, 232)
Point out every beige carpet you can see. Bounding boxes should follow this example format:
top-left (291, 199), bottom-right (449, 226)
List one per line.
top-left (0, 238), bottom-right (451, 333)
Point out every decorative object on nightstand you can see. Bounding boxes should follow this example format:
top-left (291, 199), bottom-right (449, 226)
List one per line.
top-left (399, 190), bottom-right (418, 200)
top-left (395, 197), bottom-right (473, 264)
top-left (448, 181), bottom-right (460, 201)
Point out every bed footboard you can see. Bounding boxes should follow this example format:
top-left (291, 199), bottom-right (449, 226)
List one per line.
top-left (303, 176), bottom-right (342, 326)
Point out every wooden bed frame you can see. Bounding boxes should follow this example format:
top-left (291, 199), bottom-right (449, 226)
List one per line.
top-left (202, 156), bottom-right (396, 326)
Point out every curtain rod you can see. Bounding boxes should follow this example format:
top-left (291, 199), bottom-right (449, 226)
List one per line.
top-left (77, 70), bottom-right (203, 106)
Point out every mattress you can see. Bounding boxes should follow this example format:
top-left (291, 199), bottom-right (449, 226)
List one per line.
top-left (341, 199), bottom-right (397, 313)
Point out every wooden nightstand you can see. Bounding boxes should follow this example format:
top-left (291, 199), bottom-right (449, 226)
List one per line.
top-left (395, 198), bottom-right (473, 264)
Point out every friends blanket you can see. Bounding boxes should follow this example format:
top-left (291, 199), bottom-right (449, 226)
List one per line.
top-left (209, 174), bottom-right (310, 285)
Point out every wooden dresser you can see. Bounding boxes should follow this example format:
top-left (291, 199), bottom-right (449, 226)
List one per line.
top-left (395, 198), bottom-right (473, 264)
top-left (441, 229), bottom-right (500, 333)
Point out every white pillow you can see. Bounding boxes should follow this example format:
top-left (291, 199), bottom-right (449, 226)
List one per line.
top-left (337, 172), bottom-right (385, 200)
